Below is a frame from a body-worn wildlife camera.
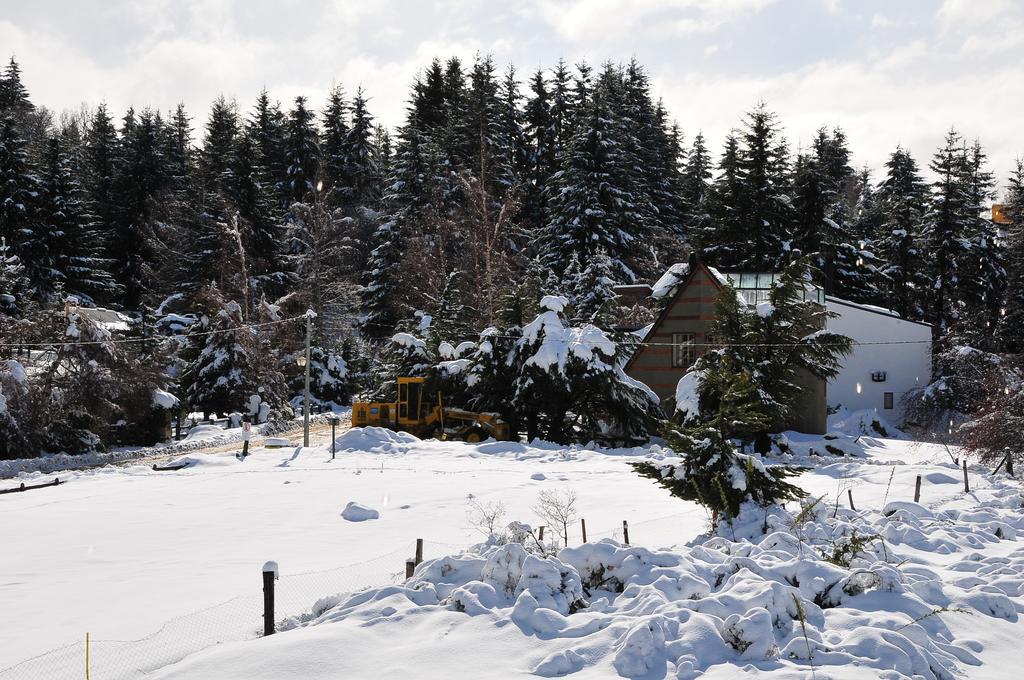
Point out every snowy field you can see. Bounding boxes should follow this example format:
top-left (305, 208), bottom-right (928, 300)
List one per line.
top-left (2, 423), bottom-right (1023, 678)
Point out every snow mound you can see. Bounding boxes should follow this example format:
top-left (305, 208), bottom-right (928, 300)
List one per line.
top-left (829, 407), bottom-right (908, 440)
top-left (330, 427), bottom-right (419, 454)
top-left (183, 424), bottom-right (227, 442)
top-left (674, 370), bottom-right (702, 419)
top-left (251, 498), bottom-right (1024, 679)
top-left (341, 502), bottom-right (379, 522)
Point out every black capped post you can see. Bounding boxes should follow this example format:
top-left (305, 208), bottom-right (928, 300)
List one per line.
top-left (262, 561), bottom-right (278, 636)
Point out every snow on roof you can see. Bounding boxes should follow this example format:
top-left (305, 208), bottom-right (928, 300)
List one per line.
top-left (826, 296), bottom-right (932, 328)
top-left (650, 263), bottom-right (690, 299)
top-left (650, 262), bottom-right (729, 300)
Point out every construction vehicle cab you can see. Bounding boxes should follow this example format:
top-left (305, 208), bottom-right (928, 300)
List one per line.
top-left (352, 377), bottom-right (512, 443)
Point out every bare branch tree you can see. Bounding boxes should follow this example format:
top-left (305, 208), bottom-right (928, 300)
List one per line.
top-left (532, 488), bottom-right (578, 548)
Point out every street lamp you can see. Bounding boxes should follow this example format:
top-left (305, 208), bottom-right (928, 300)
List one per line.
top-left (297, 310), bottom-right (316, 447)
top-left (328, 415), bottom-right (340, 459)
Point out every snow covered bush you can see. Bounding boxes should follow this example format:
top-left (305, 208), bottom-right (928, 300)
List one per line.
top-left (513, 295), bottom-right (660, 443)
top-left (0, 305), bottom-right (171, 457)
top-left (289, 494), bottom-right (1018, 680)
top-left (904, 343), bottom-right (1017, 437)
top-left (633, 425), bottom-right (807, 527)
top-left (179, 285), bottom-right (292, 420)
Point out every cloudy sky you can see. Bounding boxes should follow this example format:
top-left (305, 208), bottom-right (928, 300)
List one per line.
top-left (3, 0), bottom-right (1022, 187)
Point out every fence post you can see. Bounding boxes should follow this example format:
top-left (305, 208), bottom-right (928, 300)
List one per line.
top-left (914, 475), bottom-right (922, 503)
top-left (622, 520), bottom-right (630, 546)
top-left (262, 561), bottom-right (278, 636)
top-left (847, 489), bottom-right (856, 511)
top-left (538, 526), bottom-right (545, 542)
top-left (963, 459), bottom-right (970, 493)
top-left (405, 558), bottom-right (415, 579)
top-left (1007, 450), bottom-right (1015, 478)
top-left (415, 538), bottom-right (424, 566)
top-left (330, 416), bottom-right (339, 459)
top-left (85, 632), bottom-right (90, 680)
top-left (581, 518), bottom-right (587, 543)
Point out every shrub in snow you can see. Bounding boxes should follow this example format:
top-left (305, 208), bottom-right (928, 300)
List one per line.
top-left (905, 344), bottom-right (1017, 439)
top-left (300, 497), bottom-right (1014, 679)
top-left (633, 425), bottom-right (807, 528)
top-left (1, 306), bottom-right (172, 457)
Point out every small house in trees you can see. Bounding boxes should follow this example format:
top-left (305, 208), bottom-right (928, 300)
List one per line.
top-left (622, 261), bottom-right (932, 434)
top-left (623, 260), bottom-right (827, 434)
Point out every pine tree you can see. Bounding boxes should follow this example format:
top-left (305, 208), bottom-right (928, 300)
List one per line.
top-left (623, 60), bottom-right (683, 263)
top-left (568, 247), bottom-right (616, 326)
top-left (523, 67), bottom-right (555, 235)
top-left (81, 104), bottom-right (120, 288)
top-left (925, 129), bottom-right (973, 334)
top-left (111, 108), bottom-right (167, 311)
top-left (703, 133), bottom-right (745, 263)
top-left (180, 285), bottom-right (290, 417)
top-left (875, 146), bottom-right (929, 319)
top-left (513, 295), bottom-right (657, 443)
top-left (542, 88), bottom-right (647, 282)
top-left (0, 116), bottom-right (39, 287)
top-left (495, 64), bottom-right (528, 196)
top-left (201, 96), bottom-right (237, 191)
top-left (698, 256), bottom-right (852, 444)
top-left (680, 132), bottom-right (712, 247)
top-left (732, 103), bottom-right (792, 270)
top-left (189, 98), bottom-right (239, 293)
top-left (959, 140), bottom-right (1003, 348)
top-left (284, 96), bottom-right (320, 204)
top-left (249, 90), bottom-right (289, 206)
top-left (31, 135), bottom-right (116, 303)
top-left (342, 88), bottom-right (381, 207)
top-left (320, 85), bottom-right (349, 197)
top-left (632, 421), bottom-right (806, 526)
top-left (231, 127), bottom-right (286, 300)
top-left (0, 58), bottom-right (33, 117)
top-left (430, 270), bottom-right (473, 347)
top-left (998, 159), bottom-right (1024, 353)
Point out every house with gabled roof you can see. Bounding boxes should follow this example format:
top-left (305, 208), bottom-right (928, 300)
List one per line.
top-left (621, 257), bottom-right (932, 435)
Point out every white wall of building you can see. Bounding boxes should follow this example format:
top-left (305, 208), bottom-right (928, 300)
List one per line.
top-left (825, 297), bottom-right (932, 424)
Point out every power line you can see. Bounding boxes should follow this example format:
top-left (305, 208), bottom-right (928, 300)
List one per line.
top-left (0, 314), bottom-right (308, 350)
top-left (0, 312), bottom-right (932, 352)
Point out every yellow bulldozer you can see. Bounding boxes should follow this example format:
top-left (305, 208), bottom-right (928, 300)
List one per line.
top-left (352, 377), bottom-right (512, 442)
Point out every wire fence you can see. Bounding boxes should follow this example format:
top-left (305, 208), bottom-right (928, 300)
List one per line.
top-left (0, 512), bottom-right (698, 680)
top-left (0, 541), bottom-right (458, 680)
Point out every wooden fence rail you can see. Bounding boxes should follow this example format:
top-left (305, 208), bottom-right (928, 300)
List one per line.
top-left (0, 478), bottom-right (61, 495)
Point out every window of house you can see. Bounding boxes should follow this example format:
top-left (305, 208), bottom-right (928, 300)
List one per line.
top-left (883, 392), bottom-right (894, 410)
top-left (672, 332), bottom-right (695, 368)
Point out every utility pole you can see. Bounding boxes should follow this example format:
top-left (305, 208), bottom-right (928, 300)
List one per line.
top-left (303, 310), bottom-right (314, 447)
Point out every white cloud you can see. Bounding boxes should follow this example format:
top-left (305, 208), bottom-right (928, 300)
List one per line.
top-left (526, 0), bottom-right (776, 41)
top-left (3, 0), bottom-right (1023, 188)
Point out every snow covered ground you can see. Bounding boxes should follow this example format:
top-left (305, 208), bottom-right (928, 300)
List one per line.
top-left (2, 424), bottom-right (1022, 678)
